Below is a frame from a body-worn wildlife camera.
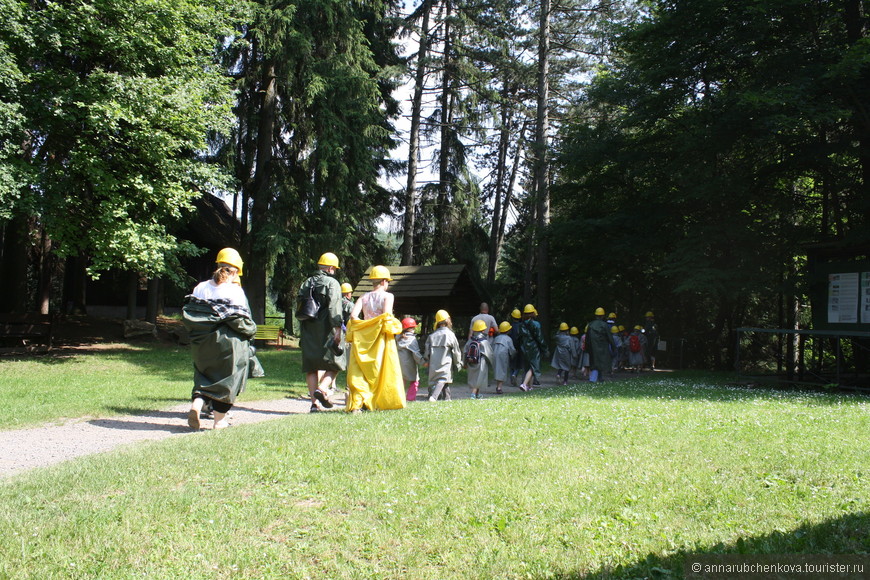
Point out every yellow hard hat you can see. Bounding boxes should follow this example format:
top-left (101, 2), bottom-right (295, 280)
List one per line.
top-left (215, 248), bottom-right (243, 276)
top-left (618, 325), bottom-right (626, 332)
top-left (499, 321), bottom-right (512, 333)
top-left (472, 319), bottom-right (487, 332)
top-left (570, 326), bottom-right (579, 335)
top-left (317, 252), bottom-right (340, 268)
top-left (369, 265), bottom-right (392, 280)
top-left (559, 322), bottom-right (569, 331)
top-left (511, 308), bottom-right (522, 319)
top-left (634, 325), bottom-right (643, 330)
top-left (611, 326), bottom-right (619, 333)
top-left (340, 283), bottom-right (353, 294)
top-left (523, 304), bottom-right (537, 314)
top-left (645, 311), bottom-right (654, 318)
top-left (434, 309), bottom-right (450, 329)
top-left (608, 312), bottom-right (617, 319)
top-left (594, 307), bottom-right (605, 316)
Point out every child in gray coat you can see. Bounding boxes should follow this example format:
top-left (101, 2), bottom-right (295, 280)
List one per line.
top-left (424, 310), bottom-right (463, 401)
top-left (465, 319), bottom-right (494, 399)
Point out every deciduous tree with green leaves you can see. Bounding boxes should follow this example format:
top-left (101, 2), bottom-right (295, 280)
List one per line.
top-left (0, 0), bottom-right (245, 296)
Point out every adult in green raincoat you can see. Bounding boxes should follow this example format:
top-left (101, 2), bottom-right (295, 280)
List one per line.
top-left (587, 307), bottom-right (612, 383)
top-left (183, 248), bottom-right (257, 430)
top-left (298, 252), bottom-right (344, 412)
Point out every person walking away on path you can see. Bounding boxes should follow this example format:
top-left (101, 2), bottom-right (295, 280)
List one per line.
top-left (465, 319), bottom-right (494, 399)
top-left (569, 326), bottom-right (582, 379)
top-left (518, 304), bottom-right (548, 392)
top-left (345, 266), bottom-right (405, 412)
top-left (508, 308), bottom-right (524, 386)
top-left (298, 252), bottom-right (344, 412)
top-left (616, 325), bottom-right (629, 371)
top-left (551, 322), bottom-right (574, 385)
top-left (424, 309), bottom-right (463, 401)
top-left (341, 283), bottom-right (354, 325)
top-left (643, 311), bottom-right (660, 369)
top-left (397, 317), bottom-right (423, 402)
top-left (587, 307), bottom-right (612, 383)
top-left (610, 325), bottom-right (623, 375)
top-left (324, 282), bottom-right (354, 396)
top-left (492, 321), bottom-right (516, 394)
top-left (606, 312), bottom-right (617, 333)
top-left (184, 248), bottom-right (257, 430)
top-left (627, 325), bottom-right (647, 372)
top-left (468, 302), bottom-right (498, 340)
top-left (579, 325), bottom-right (591, 378)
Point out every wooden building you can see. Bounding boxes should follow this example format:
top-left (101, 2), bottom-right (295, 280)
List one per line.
top-left (351, 264), bottom-right (491, 321)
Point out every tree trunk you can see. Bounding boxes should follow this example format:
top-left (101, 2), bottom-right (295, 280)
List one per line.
top-left (37, 227), bottom-right (52, 315)
top-left (844, 0), bottom-right (870, 229)
top-left (244, 61), bottom-right (278, 324)
top-left (146, 277), bottom-right (159, 324)
top-left (534, 0), bottom-right (551, 337)
top-left (524, 180), bottom-right (538, 305)
top-left (401, 0), bottom-right (433, 266)
top-left (494, 119), bottom-right (527, 282)
top-left (487, 96), bottom-right (513, 284)
top-left (435, 0), bottom-right (453, 257)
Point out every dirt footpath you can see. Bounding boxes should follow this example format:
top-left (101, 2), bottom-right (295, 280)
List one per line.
top-left (0, 396), bottom-right (319, 478)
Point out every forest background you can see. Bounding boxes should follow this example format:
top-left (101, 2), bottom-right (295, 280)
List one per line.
top-left (0, 0), bottom-right (868, 369)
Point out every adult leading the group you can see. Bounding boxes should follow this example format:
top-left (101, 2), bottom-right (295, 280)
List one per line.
top-left (468, 302), bottom-right (498, 339)
top-left (298, 252), bottom-right (344, 412)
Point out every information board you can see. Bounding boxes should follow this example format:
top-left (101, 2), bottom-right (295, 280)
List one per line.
top-left (827, 272), bottom-right (859, 323)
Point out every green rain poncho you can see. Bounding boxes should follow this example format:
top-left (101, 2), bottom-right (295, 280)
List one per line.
top-left (298, 270), bottom-right (345, 372)
top-left (183, 296), bottom-right (257, 405)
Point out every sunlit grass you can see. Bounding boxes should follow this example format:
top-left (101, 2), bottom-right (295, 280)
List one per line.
top-left (0, 374), bottom-right (867, 578)
top-left (0, 345), bottom-right (309, 430)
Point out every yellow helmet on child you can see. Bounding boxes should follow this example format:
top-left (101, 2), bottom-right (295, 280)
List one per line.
top-left (434, 309), bottom-right (450, 329)
top-left (594, 307), bottom-right (605, 316)
top-left (472, 319), bottom-right (487, 332)
top-left (511, 308), bottom-right (522, 319)
top-left (523, 304), bottom-right (537, 315)
top-left (215, 248), bottom-right (243, 276)
top-left (570, 326), bottom-right (579, 335)
top-left (559, 322), bottom-right (569, 331)
top-left (499, 321), bottom-right (512, 333)
top-left (645, 311), bottom-right (655, 318)
top-left (317, 252), bottom-right (340, 268)
top-left (611, 326), bottom-right (619, 333)
top-left (369, 265), bottom-right (392, 280)
top-left (340, 283), bottom-right (353, 294)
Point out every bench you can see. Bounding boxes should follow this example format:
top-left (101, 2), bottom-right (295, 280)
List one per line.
top-left (0, 313), bottom-right (57, 353)
top-left (254, 325), bottom-right (284, 348)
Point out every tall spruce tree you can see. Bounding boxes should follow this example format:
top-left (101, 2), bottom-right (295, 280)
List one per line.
top-left (225, 0), bottom-right (402, 323)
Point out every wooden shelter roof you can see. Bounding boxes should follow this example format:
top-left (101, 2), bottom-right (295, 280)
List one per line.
top-left (351, 264), bottom-right (490, 318)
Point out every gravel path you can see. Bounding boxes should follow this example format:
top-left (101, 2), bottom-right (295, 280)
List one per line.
top-left (0, 395), bottom-right (339, 478)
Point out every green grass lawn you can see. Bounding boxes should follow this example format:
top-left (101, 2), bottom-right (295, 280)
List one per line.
top-left (0, 368), bottom-right (867, 579)
top-left (0, 345), bottom-right (311, 430)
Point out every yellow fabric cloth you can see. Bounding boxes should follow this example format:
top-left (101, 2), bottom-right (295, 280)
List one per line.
top-left (346, 313), bottom-right (407, 412)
